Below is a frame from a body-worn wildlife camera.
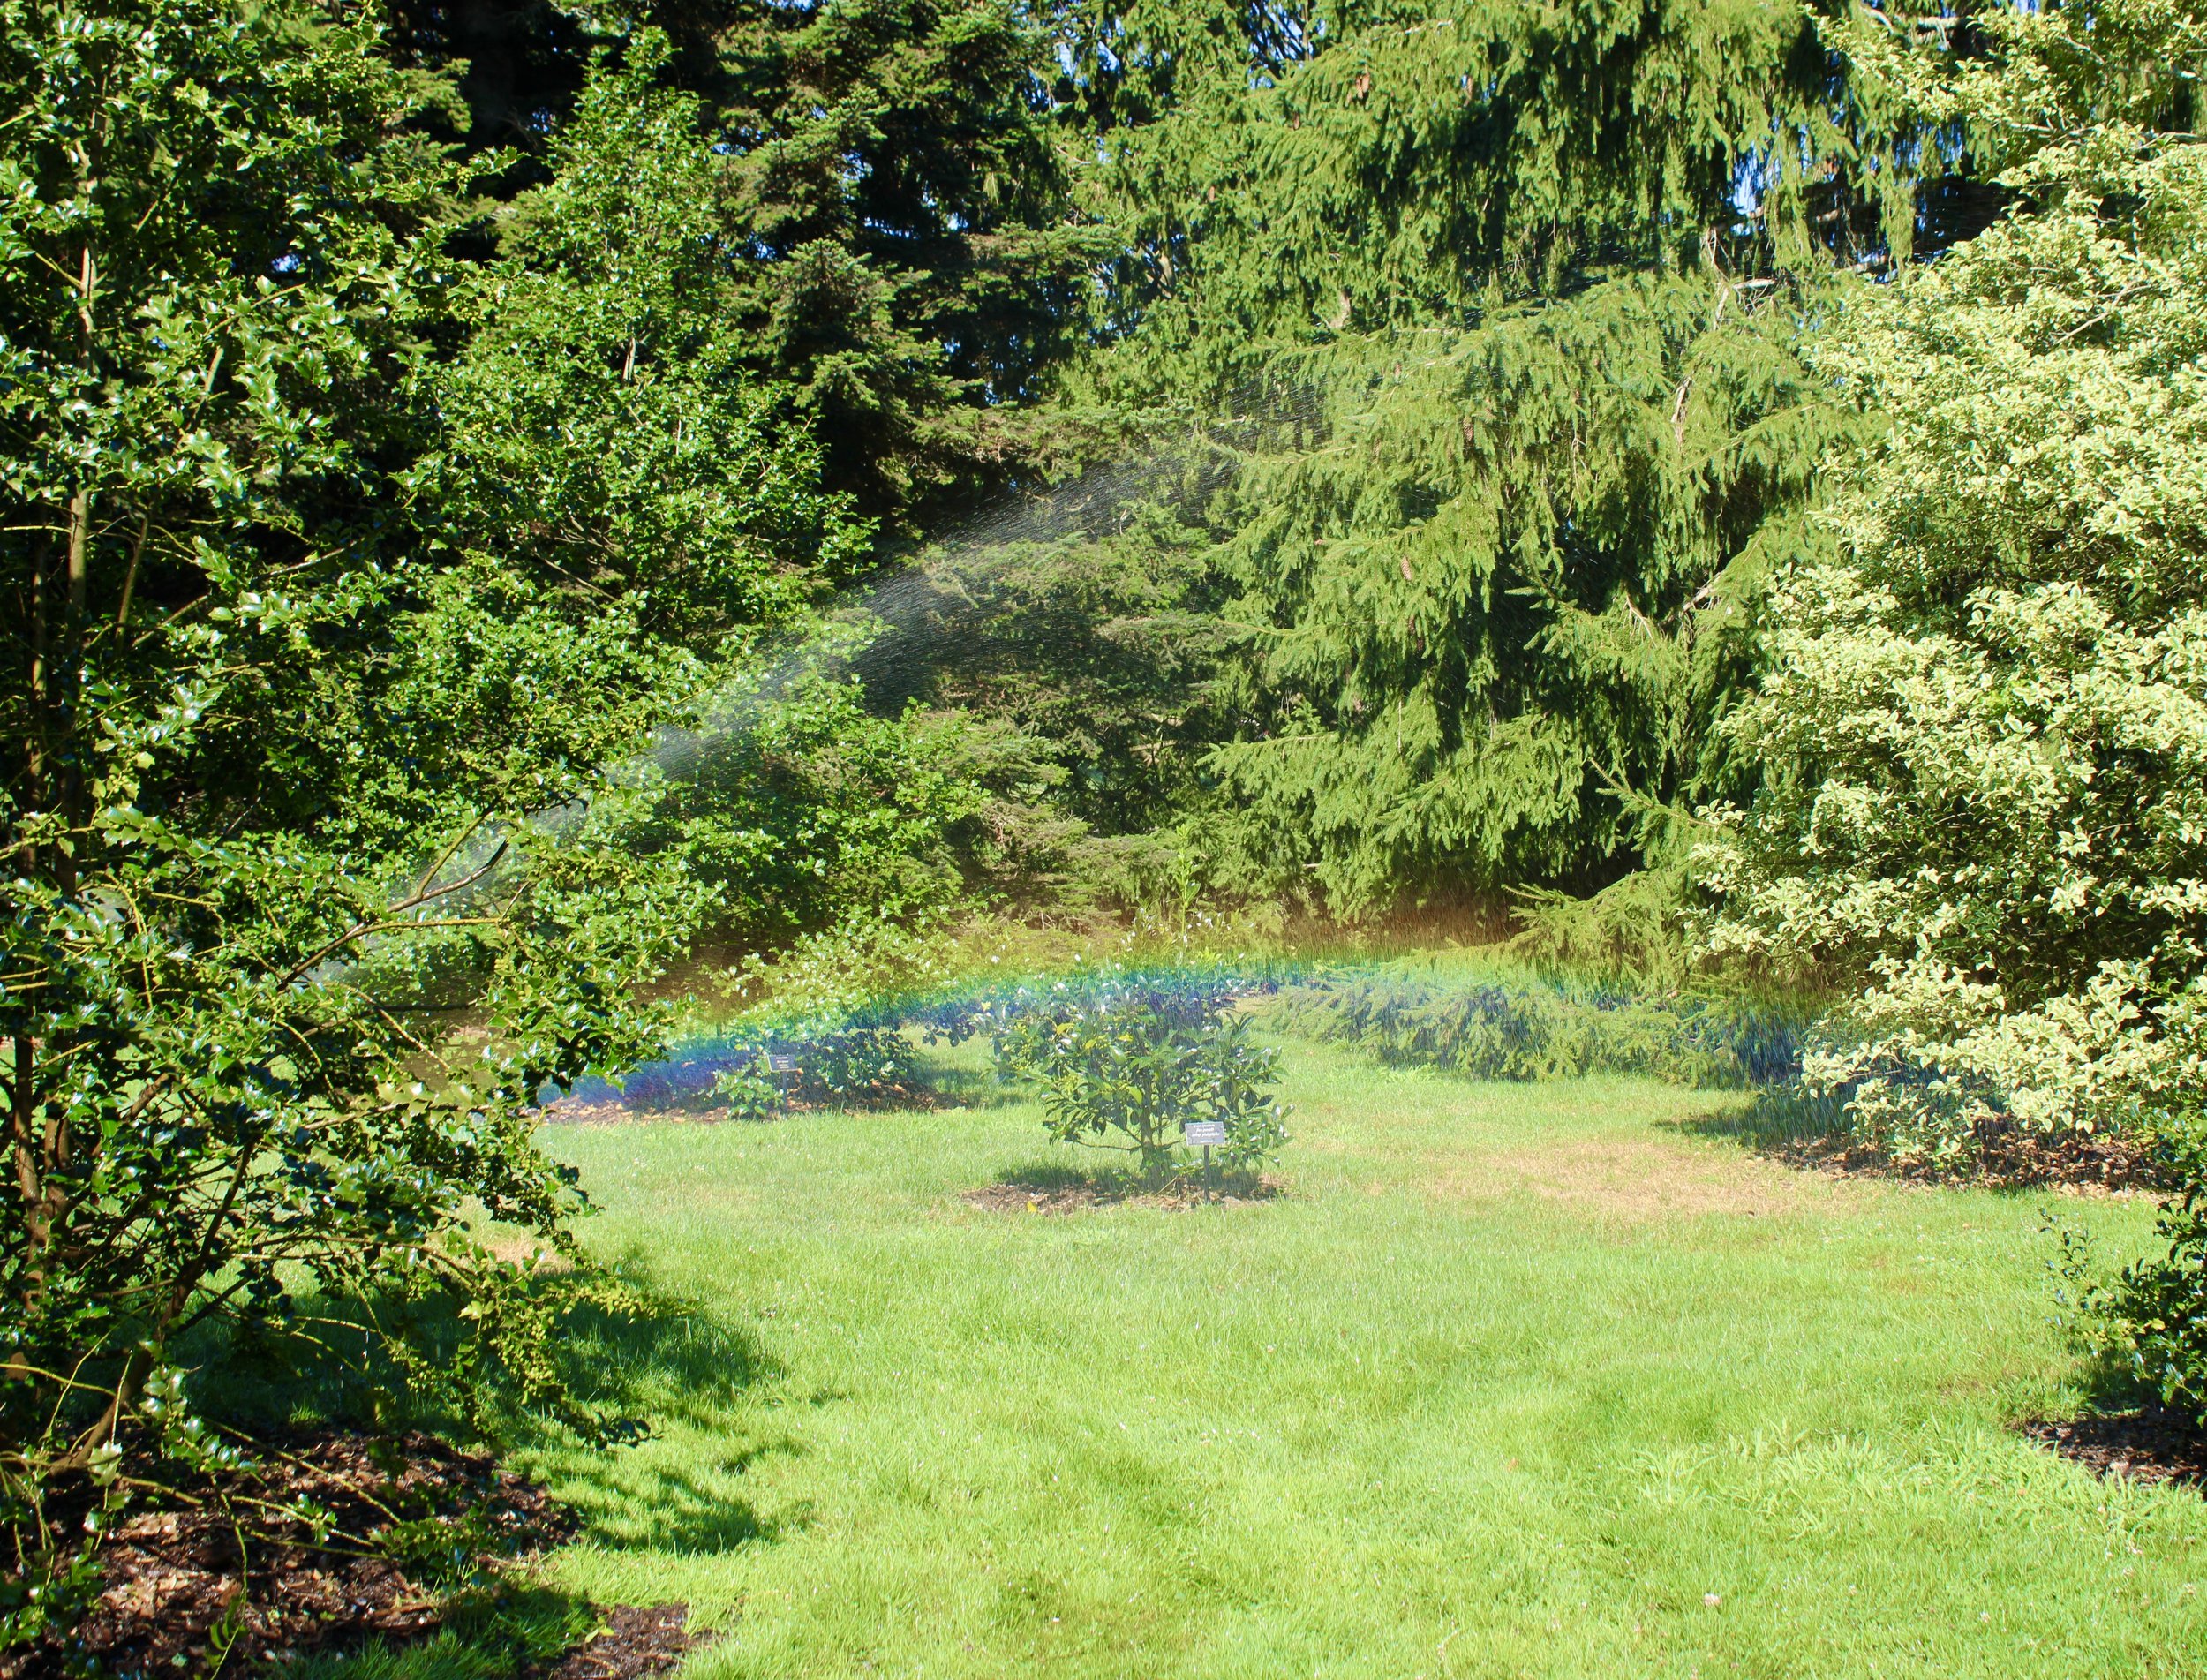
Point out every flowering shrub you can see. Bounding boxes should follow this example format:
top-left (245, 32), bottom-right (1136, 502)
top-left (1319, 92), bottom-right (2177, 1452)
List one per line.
top-left (1701, 0), bottom-right (2207, 1164)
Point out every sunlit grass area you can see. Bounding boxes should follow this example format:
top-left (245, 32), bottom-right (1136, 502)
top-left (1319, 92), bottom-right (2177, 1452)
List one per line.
top-left (306, 1035), bottom-right (2207, 1679)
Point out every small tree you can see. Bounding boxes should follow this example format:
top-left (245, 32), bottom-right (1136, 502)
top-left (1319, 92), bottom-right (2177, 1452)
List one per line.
top-left (993, 977), bottom-right (1287, 1181)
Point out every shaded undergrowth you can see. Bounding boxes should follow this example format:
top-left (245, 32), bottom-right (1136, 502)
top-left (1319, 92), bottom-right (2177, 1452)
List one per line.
top-left (107, 1273), bottom-right (780, 1676)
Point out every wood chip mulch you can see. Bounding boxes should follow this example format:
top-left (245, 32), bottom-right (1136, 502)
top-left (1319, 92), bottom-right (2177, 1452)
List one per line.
top-left (1773, 1129), bottom-right (2157, 1193)
top-left (539, 1601), bottom-right (701, 1679)
top-left (962, 1176), bottom-right (1284, 1215)
top-left (2018, 1407), bottom-right (2207, 1489)
top-left (0, 1431), bottom-right (704, 1679)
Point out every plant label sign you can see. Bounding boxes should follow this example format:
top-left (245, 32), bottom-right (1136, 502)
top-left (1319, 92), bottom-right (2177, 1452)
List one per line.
top-left (1183, 1120), bottom-right (1228, 1148)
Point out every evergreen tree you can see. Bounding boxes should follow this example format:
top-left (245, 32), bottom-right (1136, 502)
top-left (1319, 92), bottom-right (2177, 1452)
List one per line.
top-left (703, 0), bottom-right (1108, 536)
top-left (1201, 270), bottom-right (1852, 911)
top-left (389, 0), bottom-right (1109, 544)
top-left (976, 0), bottom-right (1971, 916)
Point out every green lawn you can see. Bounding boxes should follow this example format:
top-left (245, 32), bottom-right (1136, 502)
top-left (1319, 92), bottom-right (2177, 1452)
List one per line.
top-left (314, 1036), bottom-right (2207, 1678)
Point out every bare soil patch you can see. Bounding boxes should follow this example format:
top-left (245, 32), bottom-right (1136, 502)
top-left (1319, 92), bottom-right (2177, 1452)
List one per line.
top-left (1431, 1134), bottom-right (1848, 1222)
top-left (962, 1177), bottom-right (1284, 1215)
top-left (2018, 1407), bottom-right (2207, 1490)
top-left (0, 1432), bottom-right (705, 1679)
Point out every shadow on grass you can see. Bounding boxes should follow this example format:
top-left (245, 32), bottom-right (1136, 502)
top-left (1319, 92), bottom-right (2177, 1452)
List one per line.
top-left (174, 1263), bottom-right (792, 1672)
top-left (2012, 1336), bottom-right (2207, 1493)
top-left (1668, 1088), bottom-right (2163, 1194)
top-left (499, 1255), bottom-right (810, 1555)
top-left (546, 1447), bottom-right (812, 1554)
top-left (990, 1156), bottom-right (1100, 1193)
top-left (971, 1156), bottom-right (1284, 1211)
top-left (908, 1049), bottom-right (1024, 1111)
top-left (1664, 1089), bottom-right (1849, 1156)
top-left (536, 1268), bottom-right (782, 1433)
top-left (186, 1260), bottom-right (780, 1445)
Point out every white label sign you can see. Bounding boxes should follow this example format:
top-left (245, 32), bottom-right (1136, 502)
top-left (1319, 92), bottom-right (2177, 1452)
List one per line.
top-left (1183, 1120), bottom-right (1228, 1148)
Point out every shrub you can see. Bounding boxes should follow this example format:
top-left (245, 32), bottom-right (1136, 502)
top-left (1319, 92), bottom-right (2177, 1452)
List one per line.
top-left (1699, 0), bottom-right (2207, 1165)
top-left (707, 1024), bottom-right (928, 1119)
top-left (2062, 1130), bottom-right (2207, 1427)
top-left (0, 4), bottom-right (852, 1637)
top-left (985, 976), bottom-right (1287, 1180)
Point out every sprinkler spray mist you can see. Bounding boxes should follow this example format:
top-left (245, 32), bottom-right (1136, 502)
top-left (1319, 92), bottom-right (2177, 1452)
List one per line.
top-left (642, 442), bottom-right (1228, 787)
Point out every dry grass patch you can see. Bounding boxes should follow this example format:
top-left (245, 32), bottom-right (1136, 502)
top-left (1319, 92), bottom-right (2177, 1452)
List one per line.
top-left (1428, 1132), bottom-right (1855, 1222)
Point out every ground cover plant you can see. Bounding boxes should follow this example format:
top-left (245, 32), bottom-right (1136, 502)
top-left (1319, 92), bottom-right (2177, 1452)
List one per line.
top-left (290, 1025), bottom-right (2207, 1680)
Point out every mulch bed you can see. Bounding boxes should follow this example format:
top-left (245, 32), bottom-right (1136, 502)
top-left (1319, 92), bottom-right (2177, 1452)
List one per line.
top-left (1, 1432), bottom-right (704, 1679)
top-left (539, 1602), bottom-right (702, 1679)
top-left (546, 1088), bottom-right (943, 1127)
top-left (962, 1176), bottom-right (1285, 1215)
top-left (1773, 1129), bottom-right (2157, 1193)
top-left (2017, 1407), bottom-right (2207, 1490)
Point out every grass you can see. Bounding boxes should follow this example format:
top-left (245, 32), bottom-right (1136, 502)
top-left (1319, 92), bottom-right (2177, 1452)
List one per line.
top-left (304, 1033), bottom-right (2207, 1678)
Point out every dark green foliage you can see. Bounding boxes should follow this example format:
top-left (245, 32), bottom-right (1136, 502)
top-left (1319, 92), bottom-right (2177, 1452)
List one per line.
top-left (1012, 0), bottom-right (1951, 913)
top-left (853, 465), bottom-right (1247, 850)
top-left (1081, 1), bottom-right (1912, 391)
top-left (2061, 1130), bottom-right (2207, 1429)
top-left (403, 0), bottom-right (1107, 545)
top-left (0, 0), bottom-right (847, 1618)
top-left (710, 1026), bottom-right (925, 1119)
top-left (991, 977), bottom-right (1288, 1178)
top-left (1274, 968), bottom-right (1804, 1089)
top-left (701, 0), bottom-right (1107, 534)
top-left (580, 1013), bottom-right (925, 1118)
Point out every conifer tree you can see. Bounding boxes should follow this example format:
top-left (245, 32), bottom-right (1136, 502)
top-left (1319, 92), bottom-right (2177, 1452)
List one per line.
top-left (389, 0), bottom-right (1110, 543)
top-left (703, 0), bottom-right (1108, 536)
top-left (985, 0), bottom-right (1975, 915)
